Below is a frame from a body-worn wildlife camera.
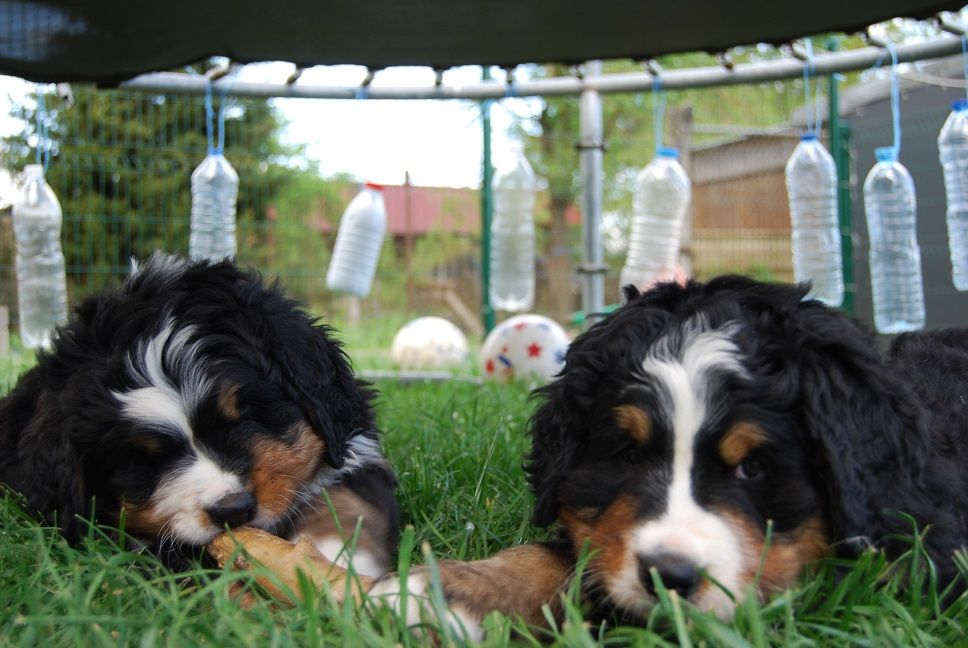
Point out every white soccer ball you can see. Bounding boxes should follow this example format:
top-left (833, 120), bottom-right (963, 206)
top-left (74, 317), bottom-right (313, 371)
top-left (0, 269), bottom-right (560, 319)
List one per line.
top-left (390, 316), bottom-right (469, 370)
top-left (481, 314), bottom-right (570, 383)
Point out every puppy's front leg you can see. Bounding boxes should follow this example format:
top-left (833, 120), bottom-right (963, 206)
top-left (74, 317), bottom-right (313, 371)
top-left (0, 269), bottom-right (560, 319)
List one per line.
top-left (368, 544), bottom-right (572, 641)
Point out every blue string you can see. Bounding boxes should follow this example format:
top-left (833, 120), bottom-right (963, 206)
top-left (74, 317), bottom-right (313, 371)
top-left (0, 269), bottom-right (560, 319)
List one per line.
top-left (216, 80), bottom-right (230, 154)
top-left (652, 73), bottom-right (666, 154)
top-left (962, 34), bottom-right (968, 103)
top-left (35, 91), bottom-right (50, 173)
top-left (505, 80), bottom-right (518, 98)
top-left (203, 77), bottom-right (232, 155)
top-left (801, 39), bottom-right (821, 138)
top-left (887, 43), bottom-right (901, 159)
top-left (204, 78), bottom-right (215, 154)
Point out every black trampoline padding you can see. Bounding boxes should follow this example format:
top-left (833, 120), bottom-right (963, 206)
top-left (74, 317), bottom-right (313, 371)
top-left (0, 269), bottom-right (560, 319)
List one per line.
top-left (0, 1), bottom-right (964, 83)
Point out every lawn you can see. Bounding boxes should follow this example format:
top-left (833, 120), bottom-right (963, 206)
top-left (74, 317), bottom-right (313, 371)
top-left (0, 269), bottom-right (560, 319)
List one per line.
top-left (0, 342), bottom-right (966, 647)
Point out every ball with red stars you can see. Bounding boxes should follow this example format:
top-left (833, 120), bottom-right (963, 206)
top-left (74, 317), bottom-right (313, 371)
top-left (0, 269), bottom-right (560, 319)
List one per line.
top-left (481, 314), bottom-right (570, 383)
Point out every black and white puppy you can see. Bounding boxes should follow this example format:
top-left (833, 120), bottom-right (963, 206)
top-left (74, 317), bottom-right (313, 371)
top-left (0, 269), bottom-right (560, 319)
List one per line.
top-left (0, 254), bottom-right (398, 574)
top-left (366, 276), bottom-right (966, 638)
top-left (525, 276), bottom-right (967, 618)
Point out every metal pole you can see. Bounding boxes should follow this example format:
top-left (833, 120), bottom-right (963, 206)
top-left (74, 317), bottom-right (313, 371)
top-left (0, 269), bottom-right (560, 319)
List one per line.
top-left (480, 67), bottom-right (495, 334)
top-left (120, 37), bottom-right (965, 100)
top-left (404, 170), bottom-right (414, 310)
top-left (579, 60), bottom-right (606, 325)
top-left (827, 38), bottom-right (855, 315)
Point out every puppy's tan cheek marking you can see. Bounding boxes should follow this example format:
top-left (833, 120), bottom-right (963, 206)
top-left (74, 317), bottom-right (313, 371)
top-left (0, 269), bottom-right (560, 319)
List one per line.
top-left (719, 421), bottom-right (768, 466)
top-left (121, 501), bottom-right (165, 535)
top-left (613, 405), bottom-right (652, 445)
top-left (560, 496), bottom-right (637, 585)
top-left (722, 511), bottom-right (830, 597)
top-left (250, 424), bottom-right (325, 516)
top-left (218, 384), bottom-right (241, 421)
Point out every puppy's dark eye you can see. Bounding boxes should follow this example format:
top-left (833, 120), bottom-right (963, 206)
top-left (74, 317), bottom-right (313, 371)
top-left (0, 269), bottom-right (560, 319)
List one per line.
top-left (734, 458), bottom-right (765, 481)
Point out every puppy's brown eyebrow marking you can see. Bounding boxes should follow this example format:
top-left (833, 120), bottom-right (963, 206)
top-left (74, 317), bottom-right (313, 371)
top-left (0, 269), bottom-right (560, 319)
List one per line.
top-left (719, 421), bottom-right (768, 465)
top-left (613, 405), bottom-right (652, 445)
top-left (218, 383), bottom-right (241, 421)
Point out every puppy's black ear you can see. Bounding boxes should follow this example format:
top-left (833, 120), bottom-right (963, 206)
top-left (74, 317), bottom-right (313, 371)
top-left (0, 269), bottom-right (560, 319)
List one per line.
top-left (790, 303), bottom-right (931, 552)
top-left (526, 379), bottom-right (582, 527)
top-left (621, 284), bottom-right (641, 303)
top-left (0, 372), bottom-right (88, 541)
top-left (273, 320), bottom-right (374, 469)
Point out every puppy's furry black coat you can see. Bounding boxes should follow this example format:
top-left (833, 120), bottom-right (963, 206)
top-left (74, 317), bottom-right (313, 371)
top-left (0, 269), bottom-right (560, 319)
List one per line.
top-left (526, 277), bottom-right (967, 606)
top-left (0, 255), bottom-right (398, 569)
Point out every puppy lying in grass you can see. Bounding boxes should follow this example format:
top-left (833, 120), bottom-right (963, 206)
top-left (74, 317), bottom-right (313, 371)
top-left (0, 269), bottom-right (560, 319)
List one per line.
top-left (210, 276), bottom-right (967, 641)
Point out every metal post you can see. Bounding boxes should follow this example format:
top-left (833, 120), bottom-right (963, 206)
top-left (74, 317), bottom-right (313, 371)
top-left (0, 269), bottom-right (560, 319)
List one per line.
top-left (480, 66), bottom-right (496, 333)
top-left (579, 60), bottom-right (606, 325)
top-left (827, 39), bottom-right (855, 315)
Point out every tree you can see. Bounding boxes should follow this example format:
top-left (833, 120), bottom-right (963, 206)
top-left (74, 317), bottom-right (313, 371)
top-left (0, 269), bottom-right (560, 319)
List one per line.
top-left (1, 83), bottom-right (295, 300)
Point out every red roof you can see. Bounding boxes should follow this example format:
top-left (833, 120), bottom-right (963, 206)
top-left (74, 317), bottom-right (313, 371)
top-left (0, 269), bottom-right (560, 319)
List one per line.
top-left (381, 184), bottom-right (480, 236)
top-left (302, 184), bottom-right (582, 235)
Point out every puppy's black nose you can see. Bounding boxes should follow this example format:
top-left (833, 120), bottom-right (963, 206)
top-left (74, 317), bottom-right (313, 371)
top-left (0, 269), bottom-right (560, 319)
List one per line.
top-left (206, 491), bottom-right (257, 528)
top-left (638, 553), bottom-right (702, 598)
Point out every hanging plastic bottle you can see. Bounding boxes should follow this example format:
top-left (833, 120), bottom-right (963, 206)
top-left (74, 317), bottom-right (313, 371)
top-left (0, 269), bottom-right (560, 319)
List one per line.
top-left (620, 147), bottom-right (691, 297)
top-left (326, 182), bottom-right (387, 298)
top-left (490, 141), bottom-right (536, 312)
top-left (189, 152), bottom-right (239, 260)
top-left (13, 163), bottom-right (68, 349)
top-left (863, 147), bottom-right (925, 333)
top-left (785, 134), bottom-right (844, 306)
top-left (938, 98), bottom-right (968, 291)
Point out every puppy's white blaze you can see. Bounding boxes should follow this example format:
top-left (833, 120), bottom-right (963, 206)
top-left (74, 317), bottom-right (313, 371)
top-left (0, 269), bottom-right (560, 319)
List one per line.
top-left (152, 454), bottom-right (244, 543)
top-left (628, 321), bottom-right (748, 617)
top-left (115, 385), bottom-right (195, 440)
top-left (113, 319), bottom-right (211, 443)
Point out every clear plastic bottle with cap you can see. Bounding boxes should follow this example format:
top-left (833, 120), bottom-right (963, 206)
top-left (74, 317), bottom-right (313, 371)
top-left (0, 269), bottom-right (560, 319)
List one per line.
top-left (326, 182), bottom-right (387, 298)
top-left (620, 146), bottom-right (691, 297)
top-left (13, 164), bottom-right (68, 349)
top-left (190, 152), bottom-right (239, 260)
top-left (784, 134), bottom-right (844, 306)
top-left (938, 98), bottom-right (968, 291)
top-left (863, 147), bottom-right (925, 333)
top-left (490, 142), bottom-right (537, 312)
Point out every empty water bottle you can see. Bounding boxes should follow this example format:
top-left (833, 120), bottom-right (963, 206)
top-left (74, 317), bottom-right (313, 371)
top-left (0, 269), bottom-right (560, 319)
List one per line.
top-left (190, 152), bottom-right (238, 260)
top-left (785, 134), bottom-right (844, 306)
top-left (13, 164), bottom-right (68, 349)
top-left (938, 98), bottom-right (968, 291)
top-left (620, 147), bottom-right (691, 298)
top-left (490, 142), bottom-right (537, 312)
top-left (863, 147), bottom-right (925, 333)
top-left (326, 182), bottom-right (387, 298)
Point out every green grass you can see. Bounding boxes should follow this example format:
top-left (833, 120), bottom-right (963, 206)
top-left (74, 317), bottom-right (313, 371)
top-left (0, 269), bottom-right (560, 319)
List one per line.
top-left (1, 349), bottom-right (966, 646)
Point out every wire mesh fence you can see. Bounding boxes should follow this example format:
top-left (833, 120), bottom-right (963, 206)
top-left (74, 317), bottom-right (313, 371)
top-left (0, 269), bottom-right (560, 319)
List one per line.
top-left (0, 86), bottom-right (805, 337)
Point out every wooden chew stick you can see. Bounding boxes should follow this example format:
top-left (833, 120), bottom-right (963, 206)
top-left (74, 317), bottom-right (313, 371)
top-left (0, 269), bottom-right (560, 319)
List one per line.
top-left (208, 527), bottom-right (375, 605)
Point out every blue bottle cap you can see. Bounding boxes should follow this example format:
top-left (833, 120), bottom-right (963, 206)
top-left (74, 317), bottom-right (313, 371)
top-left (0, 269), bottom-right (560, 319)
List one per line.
top-left (800, 133), bottom-right (818, 141)
top-left (953, 98), bottom-right (968, 112)
top-left (874, 147), bottom-right (897, 163)
top-left (657, 146), bottom-right (679, 158)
